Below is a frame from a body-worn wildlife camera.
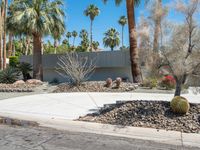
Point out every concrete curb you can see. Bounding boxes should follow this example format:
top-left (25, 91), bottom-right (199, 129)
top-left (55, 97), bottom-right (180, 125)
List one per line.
top-left (0, 112), bottom-right (199, 149)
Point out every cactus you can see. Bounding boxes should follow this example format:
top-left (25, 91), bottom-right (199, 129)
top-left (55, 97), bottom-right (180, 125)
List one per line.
top-left (115, 77), bottom-right (122, 88)
top-left (105, 78), bottom-right (112, 88)
top-left (170, 96), bottom-right (190, 114)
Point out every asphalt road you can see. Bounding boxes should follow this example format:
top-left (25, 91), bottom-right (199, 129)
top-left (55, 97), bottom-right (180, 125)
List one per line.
top-left (0, 125), bottom-right (198, 150)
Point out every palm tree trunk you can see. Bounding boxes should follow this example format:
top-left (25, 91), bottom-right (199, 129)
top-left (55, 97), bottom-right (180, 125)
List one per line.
top-left (153, 0), bottom-right (162, 52)
top-left (122, 25), bottom-right (124, 47)
top-left (54, 39), bottom-right (58, 54)
top-left (33, 33), bottom-right (43, 80)
top-left (126, 0), bottom-right (141, 83)
top-left (25, 36), bottom-right (30, 55)
top-left (0, 6), bottom-right (3, 70)
top-left (90, 20), bottom-right (93, 51)
top-left (12, 39), bottom-right (15, 56)
top-left (8, 33), bottom-right (13, 57)
top-left (73, 37), bottom-right (76, 47)
top-left (68, 38), bottom-right (70, 45)
top-left (3, 0), bottom-right (7, 69)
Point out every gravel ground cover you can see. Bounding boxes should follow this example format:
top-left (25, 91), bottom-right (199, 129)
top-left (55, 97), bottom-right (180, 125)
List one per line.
top-left (0, 84), bottom-right (36, 92)
top-left (53, 81), bottom-right (137, 93)
top-left (79, 100), bottom-right (200, 133)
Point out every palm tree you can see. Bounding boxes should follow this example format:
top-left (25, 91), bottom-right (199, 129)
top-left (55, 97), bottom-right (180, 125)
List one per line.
top-left (8, 33), bottom-right (13, 57)
top-left (2, 0), bottom-right (7, 69)
top-left (52, 20), bottom-right (65, 54)
top-left (92, 41), bottom-right (99, 51)
top-left (103, 0), bottom-right (145, 83)
top-left (7, 0), bottom-right (65, 80)
top-left (66, 32), bottom-right (72, 45)
top-left (79, 29), bottom-right (88, 39)
top-left (103, 28), bottom-right (120, 51)
top-left (79, 29), bottom-right (89, 51)
top-left (72, 31), bottom-right (78, 47)
top-left (0, 1), bottom-right (3, 69)
top-left (84, 4), bottom-right (100, 51)
top-left (118, 16), bottom-right (127, 48)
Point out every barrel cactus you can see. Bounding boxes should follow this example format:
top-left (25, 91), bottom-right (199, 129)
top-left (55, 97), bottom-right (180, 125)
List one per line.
top-left (170, 96), bottom-right (190, 114)
top-left (115, 77), bottom-right (122, 88)
top-left (105, 78), bottom-right (112, 88)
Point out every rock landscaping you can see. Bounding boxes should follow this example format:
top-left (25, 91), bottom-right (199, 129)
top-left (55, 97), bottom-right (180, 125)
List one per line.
top-left (0, 79), bottom-right (45, 93)
top-left (78, 100), bottom-right (200, 133)
top-left (53, 81), bottom-right (138, 93)
top-left (0, 83), bottom-right (35, 92)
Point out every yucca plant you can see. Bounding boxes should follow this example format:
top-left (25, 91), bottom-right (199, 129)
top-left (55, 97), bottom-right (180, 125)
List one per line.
top-left (0, 67), bottom-right (20, 84)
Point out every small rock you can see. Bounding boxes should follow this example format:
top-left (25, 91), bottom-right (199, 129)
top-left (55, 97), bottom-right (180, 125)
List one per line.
top-left (26, 79), bottom-right (43, 85)
top-left (13, 80), bottom-right (25, 85)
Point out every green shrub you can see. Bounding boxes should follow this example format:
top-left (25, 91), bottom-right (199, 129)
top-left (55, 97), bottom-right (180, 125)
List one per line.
top-left (170, 96), bottom-right (190, 114)
top-left (141, 78), bottom-right (158, 89)
top-left (0, 67), bottom-right (20, 84)
top-left (17, 62), bottom-right (32, 81)
top-left (9, 56), bottom-right (19, 67)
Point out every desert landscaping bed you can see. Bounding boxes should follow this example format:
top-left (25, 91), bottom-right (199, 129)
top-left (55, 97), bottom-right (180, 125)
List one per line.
top-left (53, 81), bottom-right (137, 93)
top-left (78, 100), bottom-right (200, 133)
top-left (0, 83), bottom-right (36, 92)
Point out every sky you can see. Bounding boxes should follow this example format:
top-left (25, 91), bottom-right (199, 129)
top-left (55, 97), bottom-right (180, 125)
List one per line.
top-left (7, 0), bottom-right (197, 50)
top-left (59, 0), bottom-right (183, 50)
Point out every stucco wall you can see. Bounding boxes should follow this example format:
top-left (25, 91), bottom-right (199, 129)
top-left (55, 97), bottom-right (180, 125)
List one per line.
top-left (20, 51), bottom-right (132, 82)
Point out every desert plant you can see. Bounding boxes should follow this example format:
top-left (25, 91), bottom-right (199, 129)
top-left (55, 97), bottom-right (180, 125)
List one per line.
top-left (105, 78), bottom-right (112, 88)
top-left (50, 78), bottom-right (60, 84)
top-left (115, 77), bottom-right (122, 88)
top-left (56, 52), bottom-right (96, 86)
top-left (9, 56), bottom-right (19, 67)
top-left (141, 78), bottom-right (158, 89)
top-left (0, 67), bottom-right (20, 84)
top-left (17, 62), bottom-right (32, 81)
top-left (159, 75), bottom-right (175, 90)
top-left (170, 96), bottom-right (190, 114)
top-left (160, 0), bottom-right (200, 96)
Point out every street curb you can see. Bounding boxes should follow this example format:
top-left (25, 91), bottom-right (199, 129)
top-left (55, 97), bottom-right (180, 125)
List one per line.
top-left (0, 112), bottom-right (199, 149)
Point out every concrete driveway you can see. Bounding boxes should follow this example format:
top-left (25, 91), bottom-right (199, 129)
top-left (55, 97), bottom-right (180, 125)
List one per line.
top-left (0, 92), bottom-right (199, 120)
top-left (0, 92), bottom-right (199, 149)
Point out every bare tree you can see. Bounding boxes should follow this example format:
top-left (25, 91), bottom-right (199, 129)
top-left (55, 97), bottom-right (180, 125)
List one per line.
top-left (161, 0), bottom-right (200, 96)
top-left (137, 15), bottom-right (151, 67)
top-left (56, 52), bottom-right (96, 86)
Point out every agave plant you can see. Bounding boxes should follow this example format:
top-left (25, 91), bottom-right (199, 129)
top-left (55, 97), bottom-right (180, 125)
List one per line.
top-left (0, 67), bottom-right (20, 84)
